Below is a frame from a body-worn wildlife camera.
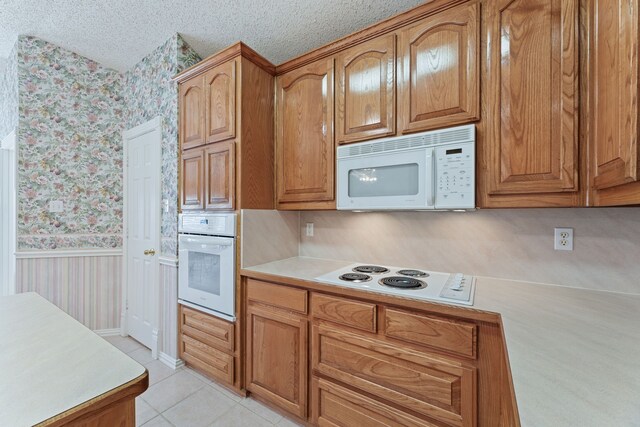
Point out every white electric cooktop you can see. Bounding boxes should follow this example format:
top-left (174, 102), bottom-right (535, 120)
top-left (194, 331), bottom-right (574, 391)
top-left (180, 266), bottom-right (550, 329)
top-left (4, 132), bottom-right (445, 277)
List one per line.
top-left (315, 263), bottom-right (475, 306)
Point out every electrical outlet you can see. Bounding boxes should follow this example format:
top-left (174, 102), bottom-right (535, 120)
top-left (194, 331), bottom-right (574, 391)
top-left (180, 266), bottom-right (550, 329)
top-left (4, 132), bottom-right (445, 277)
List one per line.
top-left (49, 200), bottom-right (64, 213)
top-left (554, 227), bottom-right (574, 251)
top-left (305, 223), bottom-right (314, 237)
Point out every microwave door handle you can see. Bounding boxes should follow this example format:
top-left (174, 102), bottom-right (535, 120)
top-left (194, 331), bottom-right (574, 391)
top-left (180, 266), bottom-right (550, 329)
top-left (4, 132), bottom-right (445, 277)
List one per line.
top-left (426, 149), bottom-right (435, 207)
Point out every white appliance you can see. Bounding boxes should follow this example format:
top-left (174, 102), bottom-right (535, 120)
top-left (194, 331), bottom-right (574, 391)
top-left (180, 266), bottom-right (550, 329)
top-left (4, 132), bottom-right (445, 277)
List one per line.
top-left (337, 124), bottom-right (475, 210)
top-left (178, 213), bottom-right (236, 321)
top-left (315, 263), bottom-right (475, 306)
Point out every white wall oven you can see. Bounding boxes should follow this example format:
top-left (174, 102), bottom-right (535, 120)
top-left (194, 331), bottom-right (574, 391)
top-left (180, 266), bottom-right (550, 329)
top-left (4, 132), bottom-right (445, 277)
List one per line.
top-left (337, 124), bottom-right (475, 211)
top-left (178, 213), bottom-right (236, 321)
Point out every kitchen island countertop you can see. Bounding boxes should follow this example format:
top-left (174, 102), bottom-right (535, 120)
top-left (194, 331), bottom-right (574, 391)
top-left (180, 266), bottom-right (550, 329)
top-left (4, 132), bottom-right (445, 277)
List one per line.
top-left (0, 292), bottom-right (148, 426)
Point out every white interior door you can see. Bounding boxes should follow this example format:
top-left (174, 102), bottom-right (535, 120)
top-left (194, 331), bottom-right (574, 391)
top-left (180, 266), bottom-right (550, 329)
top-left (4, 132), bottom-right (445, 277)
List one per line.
top-left (0, 131), bottom-right (16, 297)
top-left (124, 118), bottom-right (161, 355)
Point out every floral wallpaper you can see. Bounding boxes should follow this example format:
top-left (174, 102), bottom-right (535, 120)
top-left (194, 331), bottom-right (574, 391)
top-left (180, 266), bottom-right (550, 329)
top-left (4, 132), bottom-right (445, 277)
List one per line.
top-left (0, 43), bottom-right (18, 140)
top-left (16, 36), bottom-right (124, 250)
top-left (10, 34), bottom-right (200, 253)
top-left (123, 34), bottom-right (201, 256)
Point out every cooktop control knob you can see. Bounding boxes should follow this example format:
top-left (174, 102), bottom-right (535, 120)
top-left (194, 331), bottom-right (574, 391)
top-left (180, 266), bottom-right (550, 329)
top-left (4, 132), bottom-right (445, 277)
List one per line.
top-left (450, 273), bottom-right (464, 291)
top-left (440, 274), bottom-right (475, 303)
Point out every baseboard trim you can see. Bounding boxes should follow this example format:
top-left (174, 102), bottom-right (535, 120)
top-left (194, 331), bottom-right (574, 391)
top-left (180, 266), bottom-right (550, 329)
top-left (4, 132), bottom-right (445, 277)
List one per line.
top-left (16, 249), bottom-right (123, 259)
top-left (94, 328), bottom-right (122, 337)
top-left (159, 352), bottom-right (184, 370)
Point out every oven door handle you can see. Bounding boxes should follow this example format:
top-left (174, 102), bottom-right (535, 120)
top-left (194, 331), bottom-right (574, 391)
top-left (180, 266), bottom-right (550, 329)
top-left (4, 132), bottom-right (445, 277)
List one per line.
top-left (180, 236), bottom-right (234, 247)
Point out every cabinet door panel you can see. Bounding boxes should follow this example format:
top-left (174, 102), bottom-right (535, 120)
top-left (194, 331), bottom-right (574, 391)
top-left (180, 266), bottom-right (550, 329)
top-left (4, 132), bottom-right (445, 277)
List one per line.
top-left (205, 61), bottom-right (236, 144)
top-left (276, 59), bottom-right (335, 208)
top-left (246, 305), bottom-right (307, 418)
top-left (204, 141), bottom-right (235, 210)
top-left (336, 34), bottom-right (396, 144)
top-left (399, 3), bottom-right (479, 133)
top-left (181, 148), bottom-right (204, 211)
top-left (486, 0), bottom-right (578, 194)
top-left (590, 0), bottom-right (639, 190)
top-left (179, 77), bottom-right (205, 150)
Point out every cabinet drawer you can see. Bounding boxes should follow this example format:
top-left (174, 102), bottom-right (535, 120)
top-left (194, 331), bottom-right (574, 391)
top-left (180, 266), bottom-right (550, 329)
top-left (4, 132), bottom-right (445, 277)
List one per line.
top-left (247, 278), bottom-right (307, 313)
top-left (312, 324), bottom-right (475, 427)
top-left (180, 305), bottom-right (234, 352)
top-left (384, 308), bottom-right (476, 358)
top-left (313, 377), bottom-right (435, 427)
top-left (180, 334), bottom-right (234, 385)
top-left (312, 293), bottom-right (376, 332)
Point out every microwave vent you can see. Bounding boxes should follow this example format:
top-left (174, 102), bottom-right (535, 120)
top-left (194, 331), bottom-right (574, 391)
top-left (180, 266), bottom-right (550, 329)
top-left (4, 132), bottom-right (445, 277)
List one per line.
top-left (338, 125), bottom-right (474, 158)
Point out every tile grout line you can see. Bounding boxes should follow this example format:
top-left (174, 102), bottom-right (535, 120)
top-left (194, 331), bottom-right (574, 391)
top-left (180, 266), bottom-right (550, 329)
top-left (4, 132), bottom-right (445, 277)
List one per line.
top-left (177, 368), bottom-right (282, 426)
top-left (142, 413), bottom-right (175, 427)
top-left (142, 370), bottom-right (207, 416)
top-left (107, 339), bottom-right (290, 426)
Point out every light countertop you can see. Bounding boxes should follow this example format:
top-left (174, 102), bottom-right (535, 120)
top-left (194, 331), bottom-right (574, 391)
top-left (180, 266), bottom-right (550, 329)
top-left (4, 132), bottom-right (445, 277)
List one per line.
top-left (0, 292), bottom-right (146, 426)
top-left (243, 256), bottom-right (640, 427)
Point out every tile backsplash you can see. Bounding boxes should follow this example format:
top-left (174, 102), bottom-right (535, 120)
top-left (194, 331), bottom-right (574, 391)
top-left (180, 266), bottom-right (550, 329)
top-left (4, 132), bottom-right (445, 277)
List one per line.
top-left (299, 208), bottom-right (640, 294)
top-left (241, 210), bottom-right (299, 268)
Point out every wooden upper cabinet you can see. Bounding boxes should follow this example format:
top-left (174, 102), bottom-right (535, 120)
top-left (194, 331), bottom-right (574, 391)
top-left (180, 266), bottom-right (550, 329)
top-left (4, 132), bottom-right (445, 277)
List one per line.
top-left (590, 0), bottom-right (639, 192)
top-left (485, 0), bottom-right (579, 195)
top-left (205, 61), bottom-right (236, 144)
top-left (399, 3), bottom-right (479, 134)
top-left (179, 77), bottom-right (205, 150)
top-left (205, 141), bottom-right (235, 210)
top-left (276, 59), bottom-right (335, 209)
top-left (181, 148), bottom-right (205, 210)
top-left (175, 43), bottom-right (275, 212)
top-left (336, 34), bottom-right (396, 144)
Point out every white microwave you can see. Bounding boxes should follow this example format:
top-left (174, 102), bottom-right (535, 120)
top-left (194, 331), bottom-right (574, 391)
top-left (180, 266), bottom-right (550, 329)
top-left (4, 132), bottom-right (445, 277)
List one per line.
top-left (337, 125), bottom-right (475, 211)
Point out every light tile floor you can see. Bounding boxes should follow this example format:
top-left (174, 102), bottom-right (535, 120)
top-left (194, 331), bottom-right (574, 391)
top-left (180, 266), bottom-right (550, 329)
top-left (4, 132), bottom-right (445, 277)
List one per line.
top-left (103, 335), bottom-right (302, 427)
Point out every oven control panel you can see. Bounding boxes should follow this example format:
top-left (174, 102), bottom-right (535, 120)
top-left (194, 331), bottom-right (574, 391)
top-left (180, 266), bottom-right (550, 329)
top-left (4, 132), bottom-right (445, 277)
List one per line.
top-left (435, 142), bottom-right (475, 209)
top-left (179, 213), bottom-right (236, 237)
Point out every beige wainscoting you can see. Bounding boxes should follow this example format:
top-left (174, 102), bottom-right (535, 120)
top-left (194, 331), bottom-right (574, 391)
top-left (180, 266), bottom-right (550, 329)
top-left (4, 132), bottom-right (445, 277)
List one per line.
top-left (15, 251), bottom-right (122, 331)
top-left (158, 257), bottom-right (182, 367)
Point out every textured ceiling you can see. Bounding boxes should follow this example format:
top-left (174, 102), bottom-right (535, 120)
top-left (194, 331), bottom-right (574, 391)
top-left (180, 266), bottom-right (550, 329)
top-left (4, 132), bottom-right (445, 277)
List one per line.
top-left (0, 0), bottom-right (426, 72)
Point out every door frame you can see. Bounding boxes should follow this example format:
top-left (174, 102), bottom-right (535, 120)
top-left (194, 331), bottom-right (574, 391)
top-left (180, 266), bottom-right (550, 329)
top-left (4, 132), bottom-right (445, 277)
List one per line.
top-left (121, 117), bottom-right (162, 358)
top-left (0, 130), bottom-right (16, 297)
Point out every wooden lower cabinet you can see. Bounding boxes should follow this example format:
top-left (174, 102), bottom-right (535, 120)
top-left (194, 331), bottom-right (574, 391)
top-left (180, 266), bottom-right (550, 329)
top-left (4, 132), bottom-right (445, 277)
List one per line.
top-left (312, 377), bottom-right (432, 427)
top-left (242, 276), bottom-right (518, 426)
top-left (245, 304), bottom-right (308, 418)
top-left (181, 335), bottom-right (234, 384)
top-left (178, 305), bottom-right (239, 390)
top-left (313, 324), bottom-right (475, 427)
